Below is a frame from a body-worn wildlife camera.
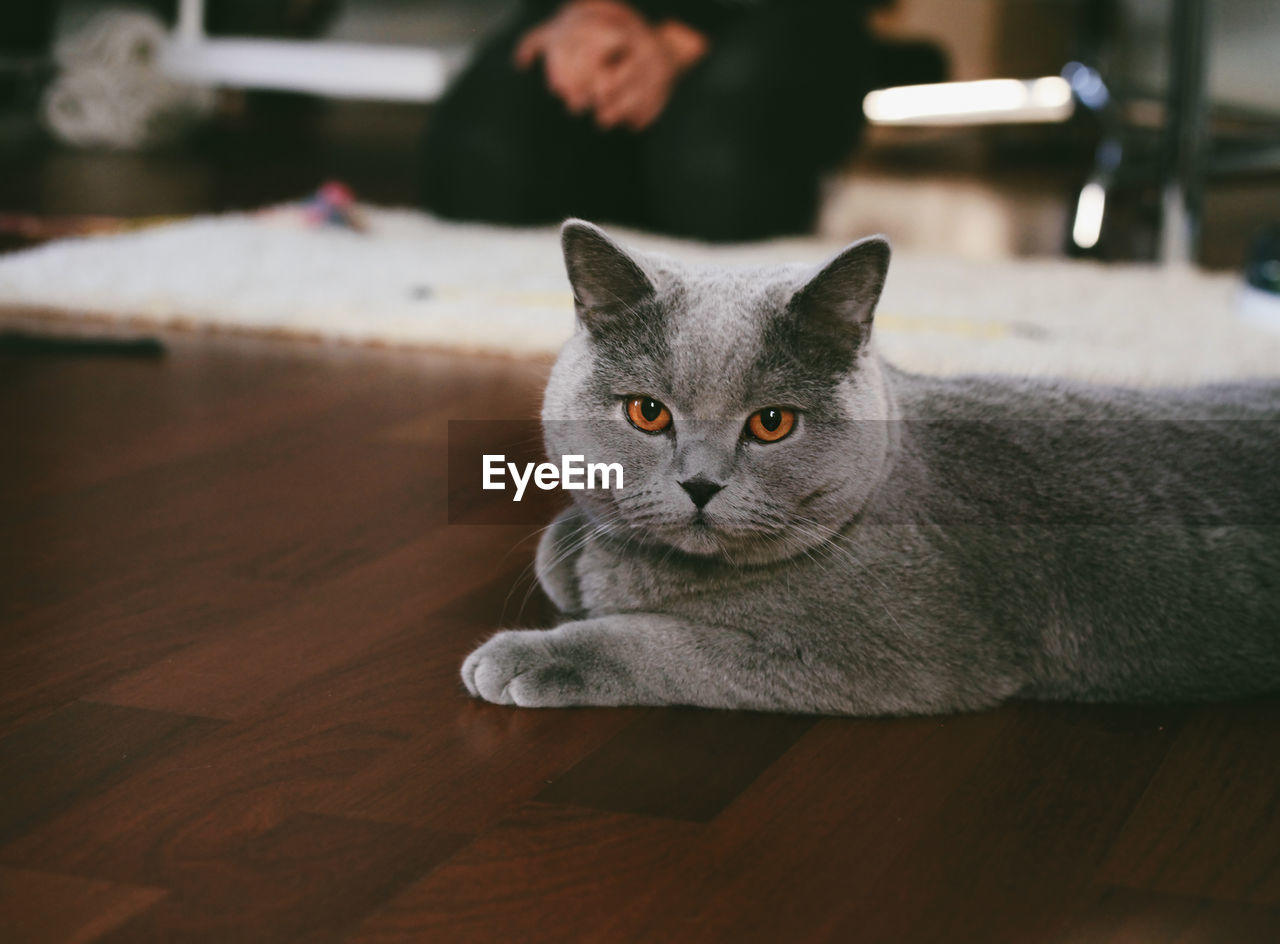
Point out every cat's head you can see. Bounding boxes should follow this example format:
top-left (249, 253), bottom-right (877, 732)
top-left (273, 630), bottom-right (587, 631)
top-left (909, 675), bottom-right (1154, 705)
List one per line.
top-left (542, 220), bottom-right (896, 565)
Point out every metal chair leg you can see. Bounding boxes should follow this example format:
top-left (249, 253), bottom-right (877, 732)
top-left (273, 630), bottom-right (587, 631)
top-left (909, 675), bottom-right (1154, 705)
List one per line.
top-left (1161, 0), bottom-right (1209, 265)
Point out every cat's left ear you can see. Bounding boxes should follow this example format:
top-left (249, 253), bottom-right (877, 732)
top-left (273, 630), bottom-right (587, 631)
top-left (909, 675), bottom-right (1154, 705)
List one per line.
top-left (561, 219), bottom-right (656, 333)
top-left (789, 235), bottom-right (891, 354)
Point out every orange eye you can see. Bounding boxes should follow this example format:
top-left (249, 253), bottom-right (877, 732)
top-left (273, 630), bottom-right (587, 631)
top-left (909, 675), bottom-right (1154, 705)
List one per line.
top-left (747, 407), bottom-right (795, 443)
top-left (626, 396), bottom-right (672, 433)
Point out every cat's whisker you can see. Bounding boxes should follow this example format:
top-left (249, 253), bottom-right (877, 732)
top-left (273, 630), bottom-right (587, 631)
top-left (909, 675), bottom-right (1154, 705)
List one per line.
top-left (506, 507), bottom-right (631, 624)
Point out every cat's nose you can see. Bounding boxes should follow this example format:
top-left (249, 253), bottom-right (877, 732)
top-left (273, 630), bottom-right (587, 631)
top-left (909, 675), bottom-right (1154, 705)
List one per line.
top-left (679, 477), bottom-right (723, 509)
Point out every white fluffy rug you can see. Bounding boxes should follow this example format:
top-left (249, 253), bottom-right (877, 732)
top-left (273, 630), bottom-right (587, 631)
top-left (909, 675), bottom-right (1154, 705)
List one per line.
top-left (1, 206), bottom-right (1277, 385)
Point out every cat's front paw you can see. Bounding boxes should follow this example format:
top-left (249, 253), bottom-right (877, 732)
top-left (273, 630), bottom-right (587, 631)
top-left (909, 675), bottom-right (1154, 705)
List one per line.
top-left (461, 630), bottom-right (588, 708)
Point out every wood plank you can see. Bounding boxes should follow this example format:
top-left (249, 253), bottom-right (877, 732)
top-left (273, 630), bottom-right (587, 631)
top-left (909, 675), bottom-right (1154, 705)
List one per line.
top-left (1049, 885), bottom-right (1280, 943)
top-left (820, 703), bottom-right (1186, 944)
top-left (626, 709), bottom-right (1013, 943)
top-left (537, 707), bottom-right (815, 822)
top-left (92, 814), bottom-right (466, 944)
top-left (0, 395), bottom-right (443, 734)
top-left (0, 345), bottom-right (376, 504)
top-left (0, 866), bottom-right (166, 944)
top-left (627, 704), bottom-right (1183, 944)
top-left (0, 702), bottom-right (440, 889)
top-left (91, 526), bottom-right (525, 720)
top-left (0, 573), bottom-right (282, 741)
top-left (0, 700), bottom-right (224, 846)
top-left (0, 551), bottom-right (588, 883)
top-left (0, 341), bottom-right (548, 736)
top-left (2, 382), bottom-right (444, 607)
top-left (1099, 698), bottom-right (1280, 905)
top-left (2, 341), bottom-right (546, 606)
top-left (299, 563), bottom-right (640, 833)
top-left (345, 803), bottom-right (702, 944)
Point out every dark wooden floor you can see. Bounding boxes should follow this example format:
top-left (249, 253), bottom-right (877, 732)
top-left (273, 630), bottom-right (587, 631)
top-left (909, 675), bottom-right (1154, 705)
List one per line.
top-left (1, 334), bottom-right (1278, 943)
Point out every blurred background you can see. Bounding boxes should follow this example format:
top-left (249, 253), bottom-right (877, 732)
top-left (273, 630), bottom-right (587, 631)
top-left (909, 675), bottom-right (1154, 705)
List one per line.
top-left (1, 0), bottom-right (1278, 269)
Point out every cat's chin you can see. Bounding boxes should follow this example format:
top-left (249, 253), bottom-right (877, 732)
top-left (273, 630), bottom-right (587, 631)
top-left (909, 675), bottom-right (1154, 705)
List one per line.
top-left (669, 522), bottom-right (722, 557)
top-left (610, 508), bottom-right (819, 566)
top-left (647, 521), bottom-right (808, 567)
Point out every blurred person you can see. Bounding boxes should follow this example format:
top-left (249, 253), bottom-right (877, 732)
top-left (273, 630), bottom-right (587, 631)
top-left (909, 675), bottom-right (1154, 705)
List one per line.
top-left (422, 0), bottom-right (912, 242)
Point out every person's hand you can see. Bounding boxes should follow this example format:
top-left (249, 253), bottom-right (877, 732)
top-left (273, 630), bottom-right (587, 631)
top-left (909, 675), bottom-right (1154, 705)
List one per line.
top-left (515, 1), bottom-right (707, 132)
top-left (590, 20), bottom-right (708, 131)
top-left (515, 1), bottom-right (651, 116)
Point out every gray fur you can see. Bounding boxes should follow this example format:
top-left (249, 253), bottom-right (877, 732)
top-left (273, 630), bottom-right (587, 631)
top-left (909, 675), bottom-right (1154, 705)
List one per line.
top-left (461, 220), bottom-right (1280, 714)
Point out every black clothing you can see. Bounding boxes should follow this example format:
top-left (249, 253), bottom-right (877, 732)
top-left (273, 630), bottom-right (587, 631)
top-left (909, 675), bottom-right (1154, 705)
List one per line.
top-left (421, 1), bottom-right (874, 241)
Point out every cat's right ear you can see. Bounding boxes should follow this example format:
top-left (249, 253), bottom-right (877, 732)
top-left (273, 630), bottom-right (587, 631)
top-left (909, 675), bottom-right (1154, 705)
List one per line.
top-left (789, 235), bottom-right (891, 357)
top-left (561, 219), bottom-right (655, 333)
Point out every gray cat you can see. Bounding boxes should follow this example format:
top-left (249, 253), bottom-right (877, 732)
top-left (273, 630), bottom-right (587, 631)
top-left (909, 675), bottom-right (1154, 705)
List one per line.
top-left (461, 220), bottom-right (1280, 714)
